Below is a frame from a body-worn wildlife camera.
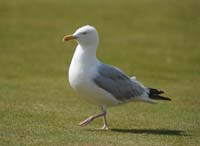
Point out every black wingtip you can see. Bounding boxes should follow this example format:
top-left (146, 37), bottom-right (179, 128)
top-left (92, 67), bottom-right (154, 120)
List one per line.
top-left (148, 88), bottom-right (171, 101)
top-left (148, 88), bottom-right (164, 95)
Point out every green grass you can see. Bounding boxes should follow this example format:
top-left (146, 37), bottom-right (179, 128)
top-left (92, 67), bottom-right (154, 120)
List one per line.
top-left (0, 0), bottom-right (200, 145)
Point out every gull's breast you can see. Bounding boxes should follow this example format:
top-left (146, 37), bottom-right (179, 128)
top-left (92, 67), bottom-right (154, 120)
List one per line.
top-left (68, 62), bottom-right (120, 106)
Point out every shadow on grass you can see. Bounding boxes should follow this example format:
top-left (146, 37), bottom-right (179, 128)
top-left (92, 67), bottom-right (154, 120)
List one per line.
top-left (111, 128), bottom-right (188, 136)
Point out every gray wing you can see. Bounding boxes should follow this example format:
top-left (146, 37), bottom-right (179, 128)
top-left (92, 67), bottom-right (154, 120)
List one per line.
top-left (93, 63), bottom-right (146, 101)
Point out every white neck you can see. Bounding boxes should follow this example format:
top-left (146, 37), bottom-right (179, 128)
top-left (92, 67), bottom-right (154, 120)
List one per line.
top-left (70, 44), bottom-right (99, 69)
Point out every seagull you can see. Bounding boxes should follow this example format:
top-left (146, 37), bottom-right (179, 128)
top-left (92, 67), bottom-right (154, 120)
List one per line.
top-left (62, 25), bottom-right (171, 130)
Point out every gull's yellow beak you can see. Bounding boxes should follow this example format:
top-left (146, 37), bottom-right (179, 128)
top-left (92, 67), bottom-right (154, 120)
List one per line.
top-left (62, 35), bottom-right (75, 42)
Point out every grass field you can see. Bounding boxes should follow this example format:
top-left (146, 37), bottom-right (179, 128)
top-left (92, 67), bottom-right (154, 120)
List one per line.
top-left (0, 0), bottom-right (200, 145)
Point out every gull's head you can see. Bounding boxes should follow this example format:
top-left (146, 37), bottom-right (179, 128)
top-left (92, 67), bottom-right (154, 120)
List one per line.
top-left (63, 25), bottom-right (99, 48)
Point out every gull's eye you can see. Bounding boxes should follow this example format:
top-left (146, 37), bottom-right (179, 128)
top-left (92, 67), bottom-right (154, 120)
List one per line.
top-left (82, 32), bottom-right (88, 35)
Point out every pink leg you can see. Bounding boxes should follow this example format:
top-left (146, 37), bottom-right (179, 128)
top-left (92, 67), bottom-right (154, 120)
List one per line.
top-left (101, 105), bottom-right (109, 130)
top-left (79, 105), bottom-right (109, 129)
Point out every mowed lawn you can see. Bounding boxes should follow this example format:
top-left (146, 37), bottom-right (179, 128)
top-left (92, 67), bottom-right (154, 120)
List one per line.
top-left (0, 0), bottom-right (200, 145)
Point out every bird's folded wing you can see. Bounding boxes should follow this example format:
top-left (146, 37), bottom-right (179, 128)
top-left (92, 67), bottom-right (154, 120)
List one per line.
top-left (93, 64), bottom-right (146, 101)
